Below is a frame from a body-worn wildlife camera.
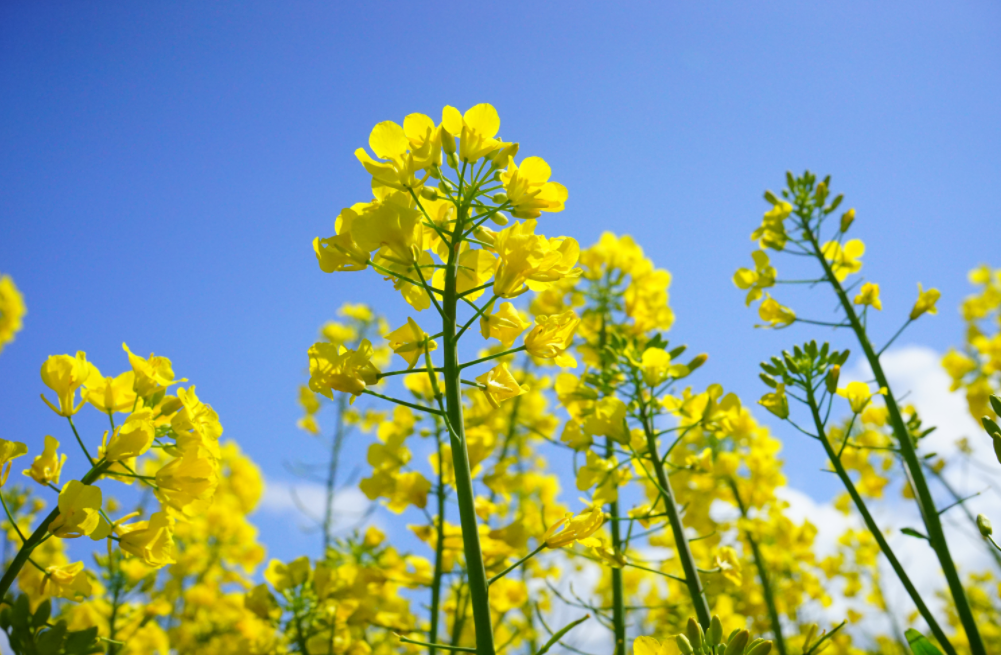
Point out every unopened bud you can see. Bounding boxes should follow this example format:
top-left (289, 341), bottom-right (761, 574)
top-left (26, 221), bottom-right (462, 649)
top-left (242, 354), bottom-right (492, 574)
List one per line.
top-left (492, 193), bottom-right (509, 204)
top-left (763, 190), bottom-right (779, 205)
top-left (746, 640), bottom-right (774, 655)
top-left (446, 151), bottom-right (458, 169)
top-left (439, 179), bottom-right (454, 194)
top-left (725, 630), bottom-right (750, 655)
top-left (489, 212), bottom-right (509, 227)
top-left (815, 181), bottom-right (828, 204)
top-left (675, 635), bottom-right (694, 655)
top-left (991, 394), bottom-right (1001, 416)
top-left (490, 142), bottom-right (519, 169)
top-left (688, 353), bottom-right (708, 372)
top-left (686, 618), bottom-right (704, 651)
top-left (420, 186), bottom-right (439, 201)
top-left (441, 130), bottom-right (456, 155)
top-left (709, 615), bottom-right (724, 646)
top-left (826, 365), bottom-right (840, 394)
top-left (983, 417), bottom-right (1001, 440)
top-left (828, 193), bottom-right (844, 212)
top-left (840, 208), bottom-right (856, 232)
top-left (786, 171), bottom-right (795, 189)
top-left (978, 514), bottom-right (993, 537)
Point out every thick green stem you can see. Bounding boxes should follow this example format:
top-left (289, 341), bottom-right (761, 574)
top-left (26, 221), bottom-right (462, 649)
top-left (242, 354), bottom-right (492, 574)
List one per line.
top-left (728, 479), bottom-right (788, 655)
top-left (605, 437), bottom-right (627, 655)
top-left (804, 225), bottom-right (983, 654)
top-left (322, 393), bottom-right (348, 553)
top-left (429, 427), bottom-right (448, 655)
top-left (443, 206), bottom-right (495, 655)
top-left (638, 401), bottom-right (711, 628)
top-left (0, 463), bottom-right (108, 599)
top-left (803, 382), bottom-right (956, 655)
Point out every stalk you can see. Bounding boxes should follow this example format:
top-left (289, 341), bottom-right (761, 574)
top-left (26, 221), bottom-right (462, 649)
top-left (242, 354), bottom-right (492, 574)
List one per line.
top-left (728, 479), bottom-right (787, 655)
top-left (428, 424), bottom-right (448, 655)
top-left (638, 398), bottom-right (711, 628)
top-left (803, 380), bottom-right (956, 654)
top-left (803, 224), bottom-right (984, 654)
top-left (0, 462), bottom-right (108, 599)
top-left (322, 393), bottom-right (348, 553)
top-left (605, 437), bottom-right (627, 655)
top-left (442, 204), bottom-right (495, 655)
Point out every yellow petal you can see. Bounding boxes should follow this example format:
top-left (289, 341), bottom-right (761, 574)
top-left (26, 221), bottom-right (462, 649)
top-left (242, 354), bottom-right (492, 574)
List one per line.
top-left (463, 103), bottom-right (500, 138)
top-left (368, 121), bottom-right (408, 159)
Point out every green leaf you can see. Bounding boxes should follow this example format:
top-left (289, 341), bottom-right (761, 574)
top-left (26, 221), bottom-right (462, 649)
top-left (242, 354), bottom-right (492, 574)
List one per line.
top-left (11, 594), bottom-right (30, 630)
top-left (32, 599), bottom-right (51, 629)
top-left (64, 626), bottom-right (102, 655)
top-left (905, 629), bottom-right (944, 654)
top-left (901, 527), bottom-right (929, 540)
top-left (36, 621), bottom-right (68, 655)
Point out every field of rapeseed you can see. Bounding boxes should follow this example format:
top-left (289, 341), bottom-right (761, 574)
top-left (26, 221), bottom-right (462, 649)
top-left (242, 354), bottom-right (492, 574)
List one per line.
top-left (1, 104), bottom-right (999, 655)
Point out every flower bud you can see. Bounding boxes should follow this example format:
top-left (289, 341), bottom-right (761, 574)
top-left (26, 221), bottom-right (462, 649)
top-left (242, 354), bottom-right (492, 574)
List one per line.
top-left (446, 151), bottom-right (458, 169)
top-left (439, 179), bottom-right (454, 194)
top-left (686, 618), bottom-right (704, 651)
top-left (840, 208), bottom-right (856, 232)
top-left (786, 171), bottom-right (795, 188)
top-left (763, 190), bottom-right (779, 205)
top-left (420, 186), bottom-right (439, 201)
top-left (489, 142), bottom-right (519, 169)
top-left (828, 193), bottom-right (844, 212)
top-left (983, 416), bottom-right (1001, 440)
top-left (826, 365), bottom-right (840, 394)
top-left (709, 615), bottom-right (724, 646)
top-left (991, 394), bottom-right (1001, 417)
top-left (675, 634), bottom-right (694, 655)
top-left (489, 212), bottom-right (509, 227)
top-left (977, 514), bottom-right (993, 537)
top-left (441, 130), bottom-right (456, 155)
top-left (815, 181), bottom-right (828, 204)
top-left (687, 353), bottom-right (708, 372)
top-left (492, 193), bottom-right (509, 204)
top-left (724, 630), bottom-right (750, 655)
top-left (746, 640), bottom-right (774, 655)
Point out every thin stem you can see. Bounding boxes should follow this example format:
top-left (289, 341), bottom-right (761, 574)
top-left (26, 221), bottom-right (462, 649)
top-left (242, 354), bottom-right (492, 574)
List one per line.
top-left (605, 437), bottom-right (627, 655)
top-left (399, 636), bottom-right (476, 653)
top-left (802, 379), bottom-right (955, 655)
top-left (428, 426), bottom-right (448, 655)
top-left (361, 390), bottom-right (443, 416)
top-left (803, 218), bottom-right (983, 654)
top-left (459, 346), bottom-right (526, 371)
top-left (489, 545), bottom-right (544, 586)
top-left (67, 416), bottom-right (96, 465)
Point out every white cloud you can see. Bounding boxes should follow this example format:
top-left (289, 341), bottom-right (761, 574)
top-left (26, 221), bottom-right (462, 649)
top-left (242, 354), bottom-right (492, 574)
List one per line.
top-left (259, 478), bottom-right (378, 535)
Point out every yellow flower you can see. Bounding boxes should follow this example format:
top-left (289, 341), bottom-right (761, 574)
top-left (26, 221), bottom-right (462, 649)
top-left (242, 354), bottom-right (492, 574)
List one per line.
top-left (246, 583), bottom-right (281, 620)
top-left (854, 282), bottom-right (882, 310)
top-left (758, 383), bottom-right (790, 419)
top-left (715, 546), bottom-right (742, 585)
top-left (385, 318), bottom-right (437, 369)
top-left (432, 248), bottom-right (498, 303)
top-left (40, 352), bottom-right (97, 416)
top-left (0, 439), bottom-right (28, 486)
top-left (154, 447), bottom-right (220, 517)
top-left (751, 199), bottom-right (792, 250)
top-left (307, 339), bottom-right (381, 399)
top-left (122, 343), bottom-right (182, 399)
top-left (909, 283), bottom-right (941, 320)
top-left (475, 364), bottom-right (527, 408)
top-left (264, 556), bottom-right (311, 591)
top-left (0, 274), bottom-right (26, 354)
top-left (500, 156), bottom-right (567, 219)
top-left (822, 239), bottom-right (865, 281)
top-left (582, 397), bottom-right (629, 444)
top-left (313, 223), bottom-right (370, 273)
top-left (354, 117), bottom-right (436, 191)
top-left (757, 294), bottom-right (795, 328)
top-left (524, 310), bottom-right (579, 367)
top-left (171, 386), bottom-right (223, 458)
top-left (346, 196), bottom-right (425, 264)
top-left (640, 347), bottom-right (685, 387)
top-left (941, 349), bottom-right (976, 391)
top-left (103, 408), bottom-right (156, 461)
top-left (480, 302), bottom-right (531, 348)
top-left (116, 511), bottom-right (176, 568)
top-left (83, 370), bottom-right (137, 414)
top-left (41, 561), bottom-right (92, 601)
top-left (23, 435), bottom-right (66, 486)
top-left (633, 636), bottom-right (671, 655)
top-left (837, 381), bottom-right (887, 413)
top-left (444, 103), bottom-right (503, 164)
top-left (542, 506), bottom-right (604, 548)
top-left (733, 250), bottom-right (776, 306)
top-left (49, 480), bottom-right (108, 539)
top-left (492, 220), bottom-right (581, 298)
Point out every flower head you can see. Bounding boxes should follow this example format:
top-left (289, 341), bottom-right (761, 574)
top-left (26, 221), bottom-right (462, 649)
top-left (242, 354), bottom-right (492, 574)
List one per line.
top-left (122, 343), bottom-right (182, 399)
top-left (854, 282), bottom-right (882, 311)
top-left (475, 364), bottom-right (527, 408)
top-left (500, 156), bottom-right (567, 219)
top-left (116, 511), bottom-right (176, 568)
top-left (307, 340), bottom-right (380, 399)
top-left (524, 310), bottom-right (579, 367)
top-left (758, 383), bottom-right (790, 419)
top-left (822, 239), bottom-right (865, 281)
top-left (40, 352), bottom-right (97, 416)
top-left (49, 480), bottom-right (108, 539)
top-left (23, 435), bottom-right (66, 486)
top-left (837, 381), bottom-right (887, 414)
top-left (0, 439), bottom-right (28, 486)
top-left (542, 506), bottom-right (604, 548)
top-left (103, 408), bottom-right (156, 461)
top-left (909, 283), bottom-right (941, 320)
top-left (480, 302), bottom-right (531, 348)
top-left (757, 294), bottom-right (796, 328)
top-left (385, 318), bottom-right (437, 370)
top-left (42, 562), bottom-right (92, 601)
top-left (0, 275), bottom-right (26, 354)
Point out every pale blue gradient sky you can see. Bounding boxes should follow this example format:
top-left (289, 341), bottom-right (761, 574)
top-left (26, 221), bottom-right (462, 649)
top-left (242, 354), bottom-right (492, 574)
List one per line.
top-left (1, 2), bottom-right (999, 563)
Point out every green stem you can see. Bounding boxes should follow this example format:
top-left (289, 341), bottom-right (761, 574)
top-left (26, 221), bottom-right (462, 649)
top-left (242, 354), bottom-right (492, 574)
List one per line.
top-left (429, 426), bottom-right (448, 655)
top-left (443, 204), bottom-right (496, 655)
top-left (0, 462), bottom-right (109, 599)
top-left (605, 437), bottom-right (627, 655)
top-left (802, 381), bottom-right (956, 655)
top-left (488, 545), bottom-right (544, 587)
top-left (638, 397), bottom-right (711, 629)
top-left (322, 393), bottom-right (348, 553)
top-left (804, 223), bottom-right (983, 654)
top-left (728, 479), bottom-right (788, 655)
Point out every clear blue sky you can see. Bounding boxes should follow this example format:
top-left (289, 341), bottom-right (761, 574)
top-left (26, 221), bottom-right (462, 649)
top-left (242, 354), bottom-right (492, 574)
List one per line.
top-left (1, 2), bottom-right (999, 563)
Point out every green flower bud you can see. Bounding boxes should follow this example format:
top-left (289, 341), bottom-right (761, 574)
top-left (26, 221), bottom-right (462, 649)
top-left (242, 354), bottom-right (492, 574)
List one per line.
top-left (420, 186), bottom-right (439, 201)
top-left (675, 634), bottom-right (694, 655)
top-left (991, 394), bottom-right (1001, 416)
top-left (978, 514), bottom-right (993, 537)
top-left (709, 615), bottom-right (724, 647)
top-left (724, 630), bottom-right (750, 655)
top-left (840, 208), bottom-right (856, 232)
top-left (686, 617), bottom-right (704, 651)
top-left (492, 193), bottom-right (508, 204)
top-left (746, 640), bottom-right (774, 655)
top-left (826, 364), bottom-right (840, 394)
top-left (441, 130), bottom-right (456, 155)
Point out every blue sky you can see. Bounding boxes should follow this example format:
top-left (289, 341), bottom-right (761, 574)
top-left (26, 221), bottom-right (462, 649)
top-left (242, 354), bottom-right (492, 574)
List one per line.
top-left (1, 2), bottom-right (999, 565)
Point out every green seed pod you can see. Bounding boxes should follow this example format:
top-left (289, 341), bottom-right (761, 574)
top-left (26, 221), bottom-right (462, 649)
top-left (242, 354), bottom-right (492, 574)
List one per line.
top-left (724, 630), bottom-right (750, 655)
top-left (675, 634), bottom-right (695, 655)
top-left (709, 615), bottom-right (724, 647)
top-left (686, 617), bottom-right (704, 651)
top-left (978, 514), bottom-right (993, 537)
